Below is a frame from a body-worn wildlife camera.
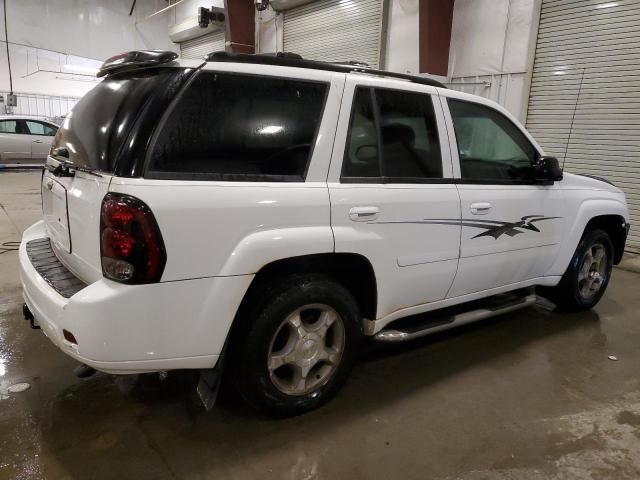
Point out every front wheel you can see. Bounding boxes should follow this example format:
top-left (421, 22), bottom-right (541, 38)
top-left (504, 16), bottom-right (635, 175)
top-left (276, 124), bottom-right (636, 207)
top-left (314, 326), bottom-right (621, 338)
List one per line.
top-left (232, 274), bottom-right (362, 416)
top-left (539, 229), bottom-right (614, 311)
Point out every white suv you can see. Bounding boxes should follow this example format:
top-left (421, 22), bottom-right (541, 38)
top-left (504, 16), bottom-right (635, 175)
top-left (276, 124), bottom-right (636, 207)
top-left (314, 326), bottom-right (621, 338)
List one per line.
top-left (19, 51), bottom-right (630, 416)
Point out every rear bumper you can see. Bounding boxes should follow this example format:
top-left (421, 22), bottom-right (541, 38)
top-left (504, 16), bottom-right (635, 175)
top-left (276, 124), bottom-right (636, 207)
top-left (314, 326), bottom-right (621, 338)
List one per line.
top-left (20, 221), bottom-right (253, 374)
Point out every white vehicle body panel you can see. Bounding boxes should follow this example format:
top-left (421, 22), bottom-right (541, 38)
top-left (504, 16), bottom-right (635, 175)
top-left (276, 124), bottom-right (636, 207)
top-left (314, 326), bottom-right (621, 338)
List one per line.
top-left (448, 184), bottom-right (564, 297)
top-left (42, 167), bottom-right (112, 284)
top-left (108, 179), bottom-right (334, 280)
top-left (328, 75), bottom-right (461, 319)
top-left (0, 132), bottom-right (31, 162)
top-left (18, 59), bottom-right (630, 373)
top-left (20, 221), bottom-right (251, 373)
top-left (30, 135), bottom-right (54, 160)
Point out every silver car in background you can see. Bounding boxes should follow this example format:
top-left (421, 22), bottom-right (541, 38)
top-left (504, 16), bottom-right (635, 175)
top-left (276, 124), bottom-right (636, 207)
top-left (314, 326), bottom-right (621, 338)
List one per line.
top-left (0, 115), bottom-right (59, 166)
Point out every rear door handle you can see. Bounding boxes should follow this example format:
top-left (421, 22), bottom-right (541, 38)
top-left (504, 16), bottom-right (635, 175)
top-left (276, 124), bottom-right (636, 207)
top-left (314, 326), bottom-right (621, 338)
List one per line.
top-left (470, 202), bottom-right (492, 215)
top-left (32, 140), bottom-right (43, 143)
top-left (349, 206), bottom-right (380, 222)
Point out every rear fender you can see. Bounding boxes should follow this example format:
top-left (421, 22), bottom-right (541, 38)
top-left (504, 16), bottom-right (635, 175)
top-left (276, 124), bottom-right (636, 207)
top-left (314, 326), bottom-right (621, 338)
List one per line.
top-left (218, 226), bottom-right (335, 276)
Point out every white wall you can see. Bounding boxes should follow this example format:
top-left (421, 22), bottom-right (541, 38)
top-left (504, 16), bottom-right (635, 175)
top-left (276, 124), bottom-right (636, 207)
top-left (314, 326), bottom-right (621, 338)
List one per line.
top-left (2, 0), bottom-right (171, 60)
top-left (0, 0), bottom-right (173, 99)
top-left (447, 0), bottom-right (540, 122)
top-left (256, 7), bottom-right (283, 54)
top-left (171, 0), bottom-right (224, 27)
top-left (385, 0), bottom-right (419, 74)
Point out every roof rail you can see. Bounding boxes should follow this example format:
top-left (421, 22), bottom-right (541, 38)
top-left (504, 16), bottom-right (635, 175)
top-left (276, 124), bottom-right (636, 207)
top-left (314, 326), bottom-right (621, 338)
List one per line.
top-left (205, 51), bottom-right (446, 89)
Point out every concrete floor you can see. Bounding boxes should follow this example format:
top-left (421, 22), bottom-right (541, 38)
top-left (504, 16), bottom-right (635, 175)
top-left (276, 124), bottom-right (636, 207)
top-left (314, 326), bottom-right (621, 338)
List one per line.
top-left (2, 171), bottom-right (640, 480)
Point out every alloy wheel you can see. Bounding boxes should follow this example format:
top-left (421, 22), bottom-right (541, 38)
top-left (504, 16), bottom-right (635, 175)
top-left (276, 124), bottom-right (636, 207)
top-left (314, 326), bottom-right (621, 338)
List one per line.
top-left (267, 304), bottom-right (345, 396)
top-left (577, 242), bottom-right (608, 300)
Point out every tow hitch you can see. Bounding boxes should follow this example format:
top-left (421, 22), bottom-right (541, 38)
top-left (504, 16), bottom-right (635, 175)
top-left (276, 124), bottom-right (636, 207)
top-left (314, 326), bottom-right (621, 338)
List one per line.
top-left (22, 303), bottom-right (40, 330)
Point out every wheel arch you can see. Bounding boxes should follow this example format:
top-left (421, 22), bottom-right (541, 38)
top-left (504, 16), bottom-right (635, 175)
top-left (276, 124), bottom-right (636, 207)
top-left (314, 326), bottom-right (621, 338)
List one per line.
top-left (221, 252), bottom-right (378, 386)
top-left (583, 214), bottom-right (628, 264)
top-left (237, 252), bottom-right (378, 323)
top-left (549, 199), bottom-right (629, 276)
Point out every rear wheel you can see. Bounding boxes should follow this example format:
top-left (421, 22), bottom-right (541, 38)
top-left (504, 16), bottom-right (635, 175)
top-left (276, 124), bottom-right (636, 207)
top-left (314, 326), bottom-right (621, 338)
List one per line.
top-left (232, 274), bottom-right (361, 416)
top-left (540, 229), bottom-right (613, 311)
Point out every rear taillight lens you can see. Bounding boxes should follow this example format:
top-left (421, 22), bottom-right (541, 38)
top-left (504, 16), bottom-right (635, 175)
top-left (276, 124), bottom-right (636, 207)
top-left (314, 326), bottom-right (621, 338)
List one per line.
top-left (100, 193), bottom-right (166, 284)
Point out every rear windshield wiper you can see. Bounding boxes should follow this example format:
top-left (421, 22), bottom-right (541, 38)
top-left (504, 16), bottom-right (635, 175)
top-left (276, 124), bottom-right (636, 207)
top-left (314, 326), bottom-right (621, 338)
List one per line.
top-left (47, 155), bottom-right (103, 178)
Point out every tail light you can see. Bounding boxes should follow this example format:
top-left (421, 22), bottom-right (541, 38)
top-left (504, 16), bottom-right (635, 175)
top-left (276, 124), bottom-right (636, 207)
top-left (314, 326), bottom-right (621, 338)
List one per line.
top-left (100, 193), bottom-right (166, 284)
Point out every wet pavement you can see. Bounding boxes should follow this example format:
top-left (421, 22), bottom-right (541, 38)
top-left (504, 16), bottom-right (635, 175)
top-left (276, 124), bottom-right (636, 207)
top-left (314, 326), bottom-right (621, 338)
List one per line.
top-left (2, 171), bottom-right (640, 479)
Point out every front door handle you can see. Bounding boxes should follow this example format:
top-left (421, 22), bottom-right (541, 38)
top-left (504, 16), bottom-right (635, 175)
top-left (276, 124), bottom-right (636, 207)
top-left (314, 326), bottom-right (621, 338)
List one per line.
top-left (349, 206), bottom-right (380, 222)
top-left (32, 139), bottom-right (43, 143)
top-left (470, 202), bottom-right (492, 215)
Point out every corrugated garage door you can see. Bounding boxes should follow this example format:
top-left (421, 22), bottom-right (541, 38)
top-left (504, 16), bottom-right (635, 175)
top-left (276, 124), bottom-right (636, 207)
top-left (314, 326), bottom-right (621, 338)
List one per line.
top-left (526, 0), bottom-right (640, 252)
top-left (180, 31), bottom-right (226, 60)
top-left (283, 0), bottom-right (384, 68)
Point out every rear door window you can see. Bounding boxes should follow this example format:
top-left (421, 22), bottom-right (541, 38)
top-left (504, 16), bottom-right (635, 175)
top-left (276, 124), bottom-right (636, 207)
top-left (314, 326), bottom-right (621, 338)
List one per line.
top-left (0, 120), bottom-right (17, 134)
top-left (341, 87), bottom-right (443, 182)
top-left (342, 88), bottom-right (380, 178)
top-left (146, 71), bottom-right (328, 181)
top-left (376, 89), bottom-right (442, 180)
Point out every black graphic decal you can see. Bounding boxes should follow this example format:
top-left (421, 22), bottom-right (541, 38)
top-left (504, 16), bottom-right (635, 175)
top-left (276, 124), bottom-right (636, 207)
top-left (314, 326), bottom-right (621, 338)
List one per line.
top-left (369, 215), bottom-right (561, 239)
top-left (465, 215), bottom-right (561, 239)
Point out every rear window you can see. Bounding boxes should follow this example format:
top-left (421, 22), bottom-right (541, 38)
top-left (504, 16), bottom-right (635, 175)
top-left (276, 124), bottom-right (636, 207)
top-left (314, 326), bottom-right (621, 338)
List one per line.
top-left (52, 68), bottom-right (187, 173)
top-left (146, 71), bottom-right (328, 181)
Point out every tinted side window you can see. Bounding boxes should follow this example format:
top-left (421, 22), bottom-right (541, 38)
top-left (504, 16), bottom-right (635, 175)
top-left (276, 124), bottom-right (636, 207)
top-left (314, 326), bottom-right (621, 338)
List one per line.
top-left (448, 99), bottom-right (537, 182)
top-left (377, 89), bottom-right (442, 179)
top-left (148, 72), bottom-right (328, 181)
top-left (0, 120), bottom-right (17, 134)
top-left (342, 88), bottom-right (380, 179)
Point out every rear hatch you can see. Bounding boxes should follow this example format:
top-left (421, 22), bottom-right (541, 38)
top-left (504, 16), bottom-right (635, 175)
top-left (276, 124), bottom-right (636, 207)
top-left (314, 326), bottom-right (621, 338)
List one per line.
top-left (42, 66), bottom-right (193, 284)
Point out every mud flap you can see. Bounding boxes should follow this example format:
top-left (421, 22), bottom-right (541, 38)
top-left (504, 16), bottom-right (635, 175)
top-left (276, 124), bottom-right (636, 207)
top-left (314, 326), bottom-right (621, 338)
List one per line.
top-left (197, 368), bottom-right (220, 411)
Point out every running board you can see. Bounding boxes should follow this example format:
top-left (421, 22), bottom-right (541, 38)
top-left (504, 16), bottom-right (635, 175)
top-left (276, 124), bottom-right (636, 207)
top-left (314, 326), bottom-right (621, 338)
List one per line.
top-left (374, 289), bottom-right (537, 343)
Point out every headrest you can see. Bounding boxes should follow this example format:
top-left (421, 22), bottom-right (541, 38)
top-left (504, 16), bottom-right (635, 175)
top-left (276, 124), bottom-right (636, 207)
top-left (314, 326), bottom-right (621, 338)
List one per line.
top-left (381, 124), bottom-right (415, 145)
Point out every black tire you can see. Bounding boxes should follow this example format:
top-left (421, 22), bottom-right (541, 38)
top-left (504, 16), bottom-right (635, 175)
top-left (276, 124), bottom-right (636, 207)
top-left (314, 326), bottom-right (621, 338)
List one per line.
top-left (539, 228), bottom-right (614, 311)
top-left (230, 273), bottom-right (362, 417)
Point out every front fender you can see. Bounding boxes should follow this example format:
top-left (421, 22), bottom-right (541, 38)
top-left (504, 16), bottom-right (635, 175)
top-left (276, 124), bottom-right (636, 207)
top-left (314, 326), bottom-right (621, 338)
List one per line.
top-left (218, 226), bottom-right (335, 276)
top-left (547, 198), bottom-right (629, 276)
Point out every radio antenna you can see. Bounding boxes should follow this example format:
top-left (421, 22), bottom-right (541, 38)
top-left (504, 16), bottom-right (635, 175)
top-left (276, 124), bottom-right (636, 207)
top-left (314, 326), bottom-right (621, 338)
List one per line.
top-left (562, 68), bottom-right (585, 172)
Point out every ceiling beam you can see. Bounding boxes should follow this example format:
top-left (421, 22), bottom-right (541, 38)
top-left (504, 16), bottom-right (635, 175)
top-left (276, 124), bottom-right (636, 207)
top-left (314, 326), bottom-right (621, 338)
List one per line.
top-left (419, 0), bottom-right (455, 76)
top-left (224, 0), bottom-right (255, 54)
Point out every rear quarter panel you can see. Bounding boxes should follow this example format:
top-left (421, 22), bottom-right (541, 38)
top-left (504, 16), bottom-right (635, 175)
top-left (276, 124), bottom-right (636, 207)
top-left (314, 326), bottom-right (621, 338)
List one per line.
top-left (108, 179), bottom-right (334, 281)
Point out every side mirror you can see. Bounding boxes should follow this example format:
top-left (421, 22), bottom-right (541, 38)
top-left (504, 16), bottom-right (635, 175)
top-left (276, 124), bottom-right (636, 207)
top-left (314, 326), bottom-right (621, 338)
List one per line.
top-left (533, 156), bottom-right (563, 182)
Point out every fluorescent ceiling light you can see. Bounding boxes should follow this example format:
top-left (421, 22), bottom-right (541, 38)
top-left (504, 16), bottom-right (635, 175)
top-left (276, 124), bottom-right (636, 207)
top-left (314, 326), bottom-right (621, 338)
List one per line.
top-left (596, 2), bottom-right (618, 9)
top-left (258, 125), bottom-right (284, 134)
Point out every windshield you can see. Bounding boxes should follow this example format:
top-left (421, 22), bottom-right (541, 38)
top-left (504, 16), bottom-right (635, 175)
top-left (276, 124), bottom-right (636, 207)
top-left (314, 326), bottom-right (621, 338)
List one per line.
top-left (51, 68), bottom-right (189, 173)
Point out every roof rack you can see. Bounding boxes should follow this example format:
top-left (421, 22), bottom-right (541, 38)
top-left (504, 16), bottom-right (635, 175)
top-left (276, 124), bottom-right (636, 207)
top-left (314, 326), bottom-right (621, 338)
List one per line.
top-left (205, 51), bottom-right (446, 89)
